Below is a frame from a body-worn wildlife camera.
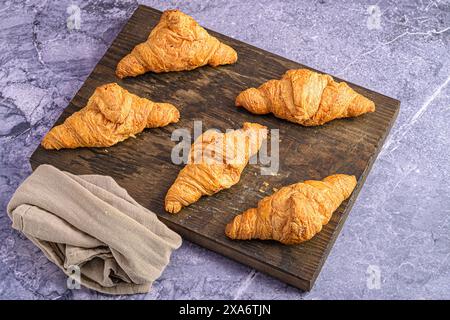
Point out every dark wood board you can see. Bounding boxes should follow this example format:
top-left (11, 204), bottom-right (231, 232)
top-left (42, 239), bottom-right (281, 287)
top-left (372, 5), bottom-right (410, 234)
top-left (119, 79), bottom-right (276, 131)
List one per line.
top-left (30, 5), bottom-right (400, 291)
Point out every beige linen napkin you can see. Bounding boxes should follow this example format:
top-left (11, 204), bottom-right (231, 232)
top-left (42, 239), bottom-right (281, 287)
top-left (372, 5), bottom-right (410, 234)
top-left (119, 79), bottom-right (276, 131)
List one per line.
top-left (7, 164), bottom-right (182, 295)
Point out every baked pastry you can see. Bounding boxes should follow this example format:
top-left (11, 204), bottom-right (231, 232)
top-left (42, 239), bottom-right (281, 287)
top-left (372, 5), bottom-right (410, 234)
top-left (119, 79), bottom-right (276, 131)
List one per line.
top-left (225, 174), bottom-right (357, 244)
top-left (116, 9), bottom-right (237, 78)
top-left (41, 83), bottom-right (179, 149)
top-left (236, 69), bottom-right (375, 126)
top-left (165, 122), bottom-right (268, 214)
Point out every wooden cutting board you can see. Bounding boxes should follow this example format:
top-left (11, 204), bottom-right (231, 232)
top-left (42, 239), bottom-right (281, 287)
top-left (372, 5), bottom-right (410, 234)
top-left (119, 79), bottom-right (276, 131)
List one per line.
top-left (30, 5), bottom-right (400, 291)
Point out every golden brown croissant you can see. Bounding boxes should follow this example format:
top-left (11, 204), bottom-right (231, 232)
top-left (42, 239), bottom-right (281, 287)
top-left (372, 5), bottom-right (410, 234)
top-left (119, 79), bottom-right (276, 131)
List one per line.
top-left (165, 122), bottom-right (268, 214)
top-left (236, 69), bottom-right (375, 126)
top-left (116, 9), bottom-right (238, 78)
top-left (41, 83), bottom-right (179, 149)
top-left (225, 174), bottom-right (357, 244)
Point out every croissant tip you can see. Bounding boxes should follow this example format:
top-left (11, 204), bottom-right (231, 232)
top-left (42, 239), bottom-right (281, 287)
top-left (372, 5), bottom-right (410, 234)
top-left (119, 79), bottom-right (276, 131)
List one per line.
top-left (359, 96), bottom-right (376, 114)
top-left (163, 9), bottom-right (181, 13)
top-left (229, 50), bottom-right (238, 64)
top-left (40, 140), bottom-right (51, 150)
top-left (169, 108), bottom-right (181, 123)
top-left (165, 200), bottom-right (183, 214)
top-left (162, 9), bottom-right (184, 18)
top-left (235, 90), bottom-right (245, 105)
top-left (242, 121), bottom-right (267, 132)
top-left (225, 223), bottom-right (234, 238)
top-left (41, 135), bottom-right (58, 150)
top-left (115, 66), bottom-right (126, 79)
top-left (175, 107), bottom-right (181, 117)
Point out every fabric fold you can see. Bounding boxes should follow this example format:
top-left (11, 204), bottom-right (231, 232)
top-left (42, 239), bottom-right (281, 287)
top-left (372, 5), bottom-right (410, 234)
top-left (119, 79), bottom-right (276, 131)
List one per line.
top-left (7, 164), bottom-right (182, 295)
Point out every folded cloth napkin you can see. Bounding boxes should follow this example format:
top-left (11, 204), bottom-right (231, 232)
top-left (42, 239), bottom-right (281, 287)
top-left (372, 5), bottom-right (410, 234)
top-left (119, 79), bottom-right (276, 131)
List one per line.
top-left (7, 164), bottom-right (182, 295)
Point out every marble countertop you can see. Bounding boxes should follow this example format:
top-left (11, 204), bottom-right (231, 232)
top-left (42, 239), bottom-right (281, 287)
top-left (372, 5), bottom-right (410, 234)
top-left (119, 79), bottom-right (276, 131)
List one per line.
top-left (1, 0), bottom-right (449, 300)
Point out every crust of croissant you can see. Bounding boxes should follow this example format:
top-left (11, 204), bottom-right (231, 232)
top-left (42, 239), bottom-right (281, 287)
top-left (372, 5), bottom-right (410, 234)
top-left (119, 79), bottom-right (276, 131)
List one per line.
top-left (225, 174), bottom-right (357, 244)
top-left (116, 9), bottom-right (237, 78)
top-left (165, 122), bottom-right (268, 214)
top-left (41, 83), bottom-right (179, 149)
top-left (235, 69), bottom-right (375, 126)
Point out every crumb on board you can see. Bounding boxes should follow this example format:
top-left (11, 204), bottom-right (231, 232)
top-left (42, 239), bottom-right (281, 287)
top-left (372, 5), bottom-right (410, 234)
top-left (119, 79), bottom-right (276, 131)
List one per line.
top-left (262, 181), bottom-right (269, 187)
top-left (259, 188), bottom-right (265, 193)
top-left (272, 187), bottom-right (279, 192)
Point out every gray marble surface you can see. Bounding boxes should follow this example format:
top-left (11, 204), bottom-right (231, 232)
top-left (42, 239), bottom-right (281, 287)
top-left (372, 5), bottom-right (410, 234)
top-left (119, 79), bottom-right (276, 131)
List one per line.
top-left (0, 0), bottom-right (449, 300)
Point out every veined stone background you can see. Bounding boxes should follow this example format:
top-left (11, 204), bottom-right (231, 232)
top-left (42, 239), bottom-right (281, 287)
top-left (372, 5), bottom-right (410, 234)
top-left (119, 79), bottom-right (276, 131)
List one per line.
top-left (0, 0), bottom-right (449, 299)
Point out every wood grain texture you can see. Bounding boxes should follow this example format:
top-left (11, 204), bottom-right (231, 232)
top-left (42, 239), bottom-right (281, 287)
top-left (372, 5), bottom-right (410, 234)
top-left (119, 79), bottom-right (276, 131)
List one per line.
top-left (30, 5), bottom-right (400, 291)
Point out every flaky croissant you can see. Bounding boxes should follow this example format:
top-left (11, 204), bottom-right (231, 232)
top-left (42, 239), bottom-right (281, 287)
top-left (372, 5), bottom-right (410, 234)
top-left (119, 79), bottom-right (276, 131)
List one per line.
top-left (225, 174), bottom-right (357, 245)
top-left (165, 122), bottom-right (268, 214)
top-left (236, 69), bottom-right (375, 126)
top-left (116, 9), bottom-right (238, 78)
top-left (41, 83), bottom-right (179, 149)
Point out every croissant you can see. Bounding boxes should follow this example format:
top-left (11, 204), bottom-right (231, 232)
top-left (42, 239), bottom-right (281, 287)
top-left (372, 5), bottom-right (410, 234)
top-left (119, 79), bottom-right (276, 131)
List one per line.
top-left (116, 9), bottom-right (238, 78)
top-left (236, 69), bottom-right (375, 126)
top-left (165, 122), bottom-right (268, 214)
top-left (41, 83), bottom-right (179, 149)
top-left (225, 174), bottom-right (357, 245)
